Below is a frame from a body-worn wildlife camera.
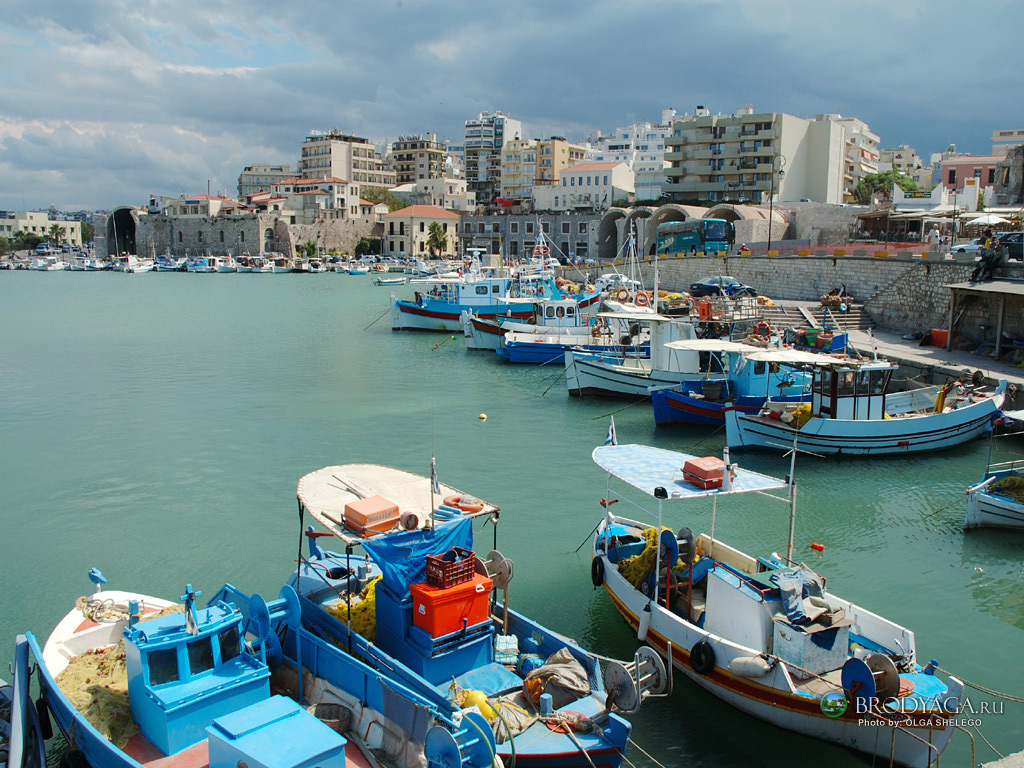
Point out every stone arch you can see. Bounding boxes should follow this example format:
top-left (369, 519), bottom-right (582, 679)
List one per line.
top-left (646, 204), bottom-right (710, 254)
top-left (263, 228), bottom-right (275, 253)
top-left (106, 206), bottom-right (139, 258)
top-left (598, 208), bottom-right (627, 262)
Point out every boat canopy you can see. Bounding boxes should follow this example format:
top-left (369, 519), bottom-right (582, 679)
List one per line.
top-left (743, 349), bottom-right (859, 367)
top-left (596, 311), bottom-right (673, 322)
top-left (663, 339), bottom-right (763, 353)
top-left (592, 444), bottom-right (787, 499)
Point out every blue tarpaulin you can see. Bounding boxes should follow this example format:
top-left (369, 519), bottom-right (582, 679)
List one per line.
top-left (362, 517), bottom-right (473, 597)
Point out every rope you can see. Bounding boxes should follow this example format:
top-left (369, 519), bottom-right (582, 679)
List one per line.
top-left (973, 724), bottom-right (1004, 759)
top-left (624, 738), bottom-right (672, 768)
top-left (74, 596), bottom-right (129, 622)
top-left (936, 667), bottom-right (1024, 703)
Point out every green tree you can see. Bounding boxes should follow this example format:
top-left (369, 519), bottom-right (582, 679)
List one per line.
top-left (360, 186), bottom-right (408, 212)
top-left (80, 221), bottom-right (94, 244)
top-left (355, 237), bottom-right (380, 257)
top-left (47, 223), bottom-right (64, 247)
top-left (0, 235), bottom-right (9, 256)
top-left (297, 240), bottom-right (318, 258)
top-left (426, 222), bottom-right (447, 257)
top-left (12, 230), bottom-right (41, 252)
top-left (851, 171), bottom-right (919, 205)
top-left (977, 190), bottom-right (986, 211)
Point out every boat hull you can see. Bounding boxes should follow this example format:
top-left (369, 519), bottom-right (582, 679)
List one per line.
top-left (965, 470), bottom-right (1024, 529)
top-left (596, 549), bottom-right (956, 768)
top-left (725, 392), bottom-right (1002, 455)
top-left (391, 296), bottom-right (531, 332)
top-left (652, 389), bottom-right (808, 426)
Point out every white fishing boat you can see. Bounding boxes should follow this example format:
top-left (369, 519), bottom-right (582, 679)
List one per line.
top-left (271, 257), bottom-right (294, 273)
top-left (214, 256), bottom-right (237, 273)
top-left (186, 256), bottom-right (216, 273)
top-left (250, 257), bottom-right (273, 273)
top-left (371, 274), bottom-right (406, 286)
top-left (725, 355), bottom-right (1007, 455)
top-left (34, 255), bottom-right (70, 271)
top-left (965, 456), bottom-right (1024, 530)
top-left (590, 442), bottom-right (963, 767)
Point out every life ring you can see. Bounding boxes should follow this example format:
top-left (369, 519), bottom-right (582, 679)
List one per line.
top-left (690, 640), bottom-right (716, 675)
top-left (534, 244), bottom-right (550, 257)
top-left (443, 494), bottom-right (485, 513)
top-left (591, 557), bottom-right (604, 587)
top-left (616, 288), bottom-right (630, 302)
top-left (683, 297), bottom-right (695, 311)
top-left (635, 292), bottom-right (649, 307)
top-left (754, 320), bottom-right (771, 337)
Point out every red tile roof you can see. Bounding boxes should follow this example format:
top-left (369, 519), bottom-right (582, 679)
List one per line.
top-left (384, 204), bottom-right (459, 219)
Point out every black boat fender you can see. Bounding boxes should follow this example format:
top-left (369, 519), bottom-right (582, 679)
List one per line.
top-left (35, 696), bottom-right (53, 741)
top-left (591, 557), bottom-right (604, 587)
top-left (690, 640), bottom-right (716, 675)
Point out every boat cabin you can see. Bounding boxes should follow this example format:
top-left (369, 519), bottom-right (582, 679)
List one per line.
top-left (123, 585), bottom-right (346, 768)
top-left (811, 361), bottom-right (894, 420)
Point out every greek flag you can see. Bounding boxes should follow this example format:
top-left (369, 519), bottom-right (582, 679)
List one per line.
top-left (604, 416), bottom-right (618, 446)
top-left (430, 456), bottom-right (440, 495)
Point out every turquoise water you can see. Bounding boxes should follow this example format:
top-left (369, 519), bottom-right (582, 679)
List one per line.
top-left (1, 272), bottom-right (1022, 767)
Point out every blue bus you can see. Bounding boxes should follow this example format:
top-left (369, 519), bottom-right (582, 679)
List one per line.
top-left (656, 219), bottom-right (735, 255)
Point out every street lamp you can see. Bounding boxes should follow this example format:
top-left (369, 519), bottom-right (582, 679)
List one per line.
top-left (767, 154), bottom-right (786, 254)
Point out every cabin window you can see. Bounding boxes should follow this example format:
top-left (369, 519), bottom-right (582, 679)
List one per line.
top-left (188, 638), bottom-right (215, 676)
top-left (754, 360), bottom-right (766, 375)
top-left (567, 306), bottom-right (575, 317)
top-left (869, 370), bottom-right (887, 394)
top-left (492, 284), bottom-right (500, 293)
top-left (545, 306), bottom-right (554, 318)
top-left (836, 372), bottom-right (856, 397)
top-left (148, 648), bottom-right (180, 686)
top-left (476, 286), bottom-right (488, 295)
top-left (219, 626), bottom-right (240, 663)
top-left (556, 306), bottom-right (565, 318)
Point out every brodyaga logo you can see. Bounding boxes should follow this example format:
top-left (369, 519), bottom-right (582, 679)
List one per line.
top-left (821, 691), bottom-right (848, 717)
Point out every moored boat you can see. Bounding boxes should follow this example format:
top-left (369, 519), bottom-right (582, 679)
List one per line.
top-left (965, 456), bottom-right (1024, 530)
top-left (725, 357), bottom-right (1007, 455)
top-left (590, 442), bottom-right (963, 767)
top-left (291, 462), bottom-right (668, 768)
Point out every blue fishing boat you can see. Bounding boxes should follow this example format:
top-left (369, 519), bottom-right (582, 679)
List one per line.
top-left (650, 341), bottom-right (812, 426)
top-left (20, 565), bottom-right (513, 768)
top-left (291, 463), bottom-right (667, 768)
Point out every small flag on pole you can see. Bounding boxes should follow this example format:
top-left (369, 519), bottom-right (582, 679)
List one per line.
top-left (430, 456), bottom-right (440, 495)
top-left (604, 416), bottom-right (618, 446)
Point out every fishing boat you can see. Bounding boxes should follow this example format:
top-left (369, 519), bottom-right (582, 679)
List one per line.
top-left (18, 564), bottom-right (535, 768)
top-left (590, 442), bottom-right (963, 768)
top-left (154, 255), bottom-right (187, 272)
top-left (291, 463), bottom-right (668, 768)
top-left (650, 341), bottom-right (812, 426)
top-left (346, 264), bottom-right (370, 275)
top-left (34, 255), bottom-right (70, 271)
top-left (371, 274), bottom-right (406, 286)
top-left (214, 256), bottom-right (237, 273)
top-left (3, 640), bottom-right (48, 768)
top-left (251, 257), bottom-right (273, 273)
top-left (271, 258), bottom-right (294, 274)
top-left (964, 456), bottom-right (1024, 530)
top-left (186, 256), bottom-right (216, 273)
top-left (308, 259), bottom-right (327, 273)
top-left (390, 271), bottom-right (524, 332)
top-left (725, 356), bottom-right (1007, 455)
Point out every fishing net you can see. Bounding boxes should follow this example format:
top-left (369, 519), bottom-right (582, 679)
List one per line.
top-left (55, 604), bottom-right (183, 748)
top-left (616, 527), bottom-right (695, 589)
top-left (326, 576), bottom-right (381, 643)
top-left (993, 475), bottom-right (1024, 503)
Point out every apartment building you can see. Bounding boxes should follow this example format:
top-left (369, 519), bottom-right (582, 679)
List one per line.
top-left (663, 105), bottom-right (846, 204)
top-left (500, 137), bottom-right (586, 202)
top-left (383, 205), bottom-right (459, 258)
top-left (299, 130), bottom-right (396, 193)
top-left (464, 111), bottom-right (522, 204)
top-left (878, 143), bottom-right (933, 188)
top-left (391, 178), bottom-right (476, 212)
top-left (237, 163), bottom-right (294, 197)
top-left (992, 128), bottom-right (1024, 157)
top-left (826, 115), bottom-right (879, 203)
top-left (584, 110), bottom-right (674, 200)
top-left (389, 134), bottom-right (446, 183)
top-left (0, 210), bottom-right (83, 245)
top-left (532, 162), bottom-right (634, 212)
top-left (459, 212), bottom-right (600, 260)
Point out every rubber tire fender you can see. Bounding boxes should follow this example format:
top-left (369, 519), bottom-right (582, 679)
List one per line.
top-left (690, 640), bottom-right (716, 675)
top-left (591, 557), bottom-right (604, 587)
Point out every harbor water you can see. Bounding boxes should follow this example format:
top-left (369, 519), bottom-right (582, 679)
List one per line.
top-left (1, 272), bottom-right (1022, 767)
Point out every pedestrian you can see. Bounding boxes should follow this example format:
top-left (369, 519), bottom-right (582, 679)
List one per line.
top-left (928, 226), bottom-right (941, 250)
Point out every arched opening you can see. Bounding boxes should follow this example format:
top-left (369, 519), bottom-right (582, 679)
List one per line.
top-left (598, 209), bottom-right (627, 262)
top-left (263, 228), bottom-right (274, 253)
top-left (106, 207), bottom-right (138, 258)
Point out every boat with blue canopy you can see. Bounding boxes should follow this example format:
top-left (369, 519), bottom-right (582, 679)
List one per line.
top-left (590, 442), bottom-right (963, 767)
top-left (292, 463), bottom-right (668, 768)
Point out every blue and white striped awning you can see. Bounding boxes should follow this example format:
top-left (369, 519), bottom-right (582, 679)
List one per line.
top-left (592, 444), bottom-right (788, 499)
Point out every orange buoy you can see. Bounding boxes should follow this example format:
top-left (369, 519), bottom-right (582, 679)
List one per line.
top-left (810, 542), bottom-right (824, 552)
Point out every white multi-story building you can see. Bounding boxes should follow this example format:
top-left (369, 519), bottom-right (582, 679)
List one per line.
top-left (878, 143), bottom-right (933, 188)
top-left (298, 130), bottom-right (396, 192)
top-left (500, 137), bottom-right (586, 202)
top-left (583, 109), bottom-right (674, 201)
top-left (664, 105), bottom-right (847, 204)
top-left (532, 161), bottom-right (634, 212)
top-left (237, 163), bottom-right (295, 197)
top-left (389, 178), bottom-right (476, 212)
top-left (389, 134), bottom-right (446, 184)
top-left (824, 115), bottom-right (879, 203)
top-left (464, 111), bottom-right (522, 203)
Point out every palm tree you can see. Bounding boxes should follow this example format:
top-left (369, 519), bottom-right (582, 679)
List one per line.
top-left (426, 222), bottom-right (447, 257)
top-left (48, 223), bottom-right (64, 248)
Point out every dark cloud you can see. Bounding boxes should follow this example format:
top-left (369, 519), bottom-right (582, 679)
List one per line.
top-left (1, 0), bottom-right (1022, 210)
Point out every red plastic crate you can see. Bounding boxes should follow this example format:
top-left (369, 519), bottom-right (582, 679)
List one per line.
top-left (682, 456), bottom-right (726, 489)
top-left (425, 546), bottom-right (475, 589)
top-left (410, 573), bottom-right (493, 637)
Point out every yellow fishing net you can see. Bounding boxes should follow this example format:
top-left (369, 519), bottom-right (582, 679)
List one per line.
top-left (616, 527), bottom-right (697, 589)
top-left (993, 475), bottom-right (1024, 503)
top-left (55, 604), bottom-right (183, 748)
top-left (326, 576), bottom-right (381, 643)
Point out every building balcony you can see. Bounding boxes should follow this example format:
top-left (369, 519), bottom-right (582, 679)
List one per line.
top-left (665, 149), bottom-right (688, 162)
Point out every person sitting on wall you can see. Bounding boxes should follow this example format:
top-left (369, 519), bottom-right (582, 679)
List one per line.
top-left (971, 242), bottom-right (1003, 283)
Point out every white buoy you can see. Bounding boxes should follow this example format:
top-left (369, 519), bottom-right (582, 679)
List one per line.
top-left (478, 413), bottom-right (487, 421)
top-left (637, 602), bottom-right (652, 641)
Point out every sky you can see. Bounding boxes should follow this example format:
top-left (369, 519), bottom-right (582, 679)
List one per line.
top-left (1, 0), bottom-right (1021, 212)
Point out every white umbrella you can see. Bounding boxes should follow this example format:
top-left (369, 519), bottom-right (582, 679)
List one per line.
top-left (963, 212), bottom-right (1010, 226)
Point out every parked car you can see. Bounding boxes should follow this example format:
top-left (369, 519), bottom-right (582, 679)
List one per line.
top-left (950, 238), bottom-right (985, 255)
top-left (997, 231), bottom-right (1023, 260)
top-left (689, 275), bottom-right (757, 298)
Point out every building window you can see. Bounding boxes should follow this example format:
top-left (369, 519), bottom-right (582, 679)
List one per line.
top-left (561, 222), bottom-right (570, 234)
top-left (178, 232), bottom-right (183, 243)
top-left (220, 231), bottom-right (224, 242)
top-left (578, 222), bottom-right (587, 234)
top-left (526, 223), bottom-right (534, 234)
top-left (510, 222), bottom-right (519, 233)
top-left (948, 169), bottom-right (956, 184)
top-left (604, 176), bottom-right (608, 184)
top-left (389, 222), bottom-right (394, 235)
top-left (198, 231), bottom-right (203, 242)
top-left (542, 222), bottom-right (550, 233)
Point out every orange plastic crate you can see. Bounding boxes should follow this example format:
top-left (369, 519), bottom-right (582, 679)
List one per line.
top-left (410, 573), bottom-right (493, 638)
top-left (343, 495), bottom-right (399, 537)
top-left (682, 457), bottom-right (726, 489)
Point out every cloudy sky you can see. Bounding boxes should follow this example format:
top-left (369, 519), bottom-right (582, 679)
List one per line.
top-left (2, 0), bottom-right (1020, 212)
